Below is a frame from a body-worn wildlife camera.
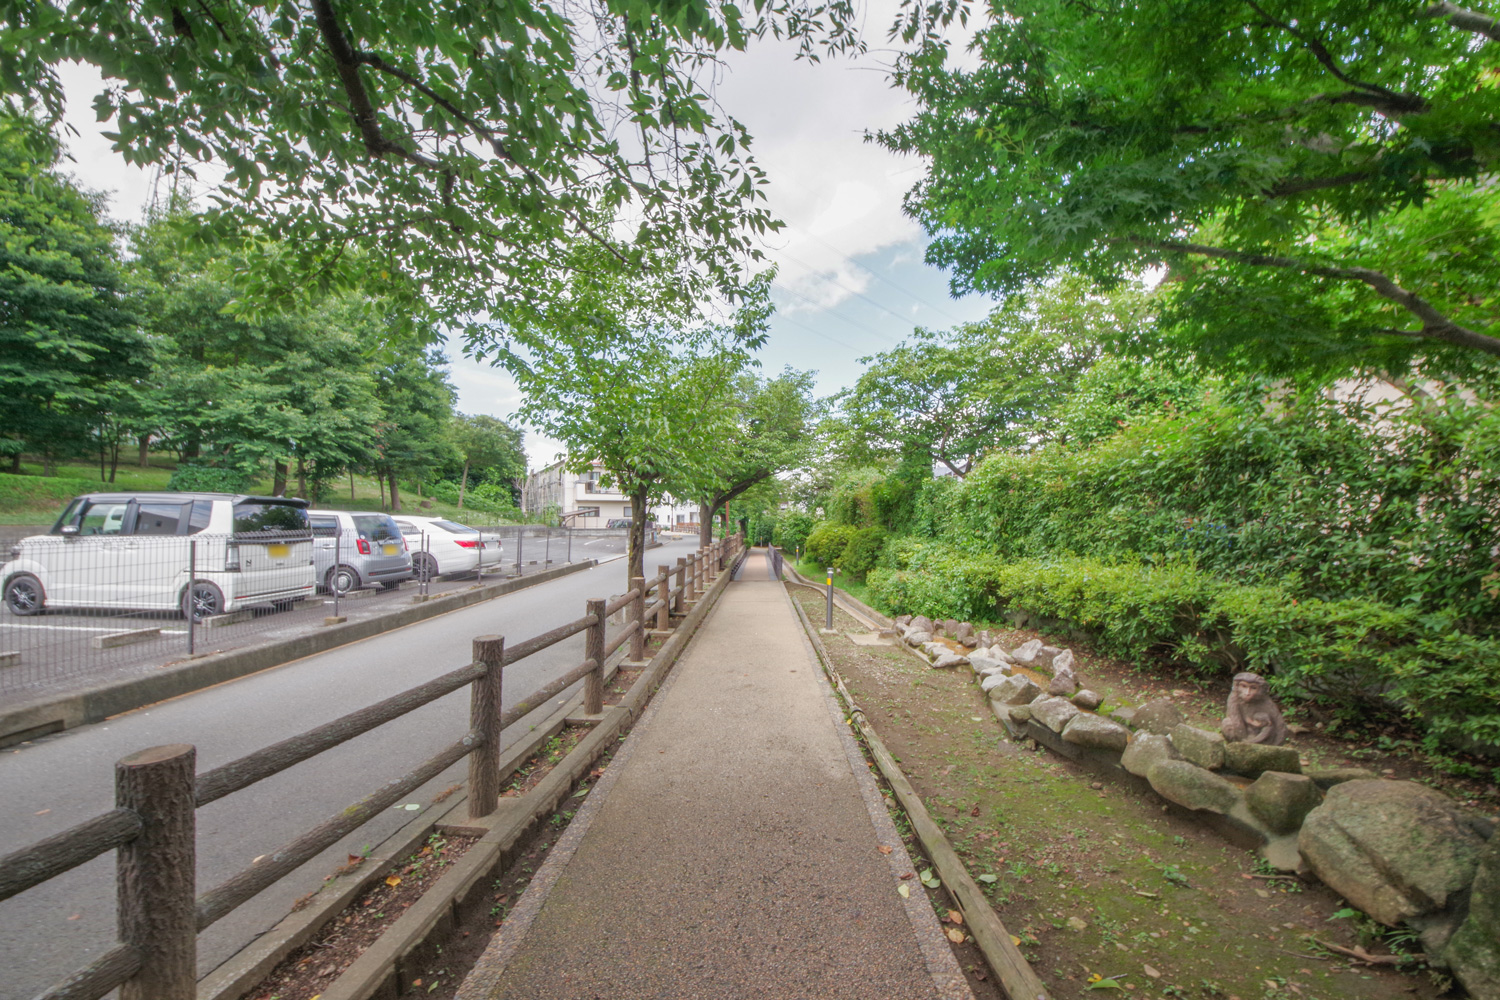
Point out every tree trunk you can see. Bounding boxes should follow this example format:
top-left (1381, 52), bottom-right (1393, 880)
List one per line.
top-left (389, 472), bottom-right (402, 512)
top-left (629, 485), bottom-right (650, 583)
top-left (458, 460), bottom-right (469, 510)
top-left (272, 461), bottom-right (288, 497)
top-left (99, 435), bottom-right (107, 481)
top-left (108, 439), bottom-right (120, 482)
top-left (350, 470), bottom-right (356, 502)
top-left (138, 434), bottom-right (151, 467)
top-left (295, 457), bottom-right (307, 499)
top-left (699, 501), bottom-right (713, 548)
top-left (10, 452), bottom-right (20, 474)
top-left (181, 436), bottom-right (200, 461)
top-left (43, 448), bottom-right (55, 477)
top-left (379, 474), bottom-right (386, 509)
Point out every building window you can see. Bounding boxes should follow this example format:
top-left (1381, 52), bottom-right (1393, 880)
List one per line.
top-left (623, 506), bottom-right (632, 518)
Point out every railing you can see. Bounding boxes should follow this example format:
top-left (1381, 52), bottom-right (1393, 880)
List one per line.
top-left (0, 534), bottom-right (743, 1000)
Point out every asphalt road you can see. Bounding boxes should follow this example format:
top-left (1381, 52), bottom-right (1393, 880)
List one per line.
top-left (0, 536), bottom-right (701, 1000)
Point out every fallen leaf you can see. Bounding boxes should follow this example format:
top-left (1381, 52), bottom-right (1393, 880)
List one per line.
top-left (1010, 935), bottom-right (1021, 947)
top-left (1143, 965), bottom-right (1160, 979)
top-left (970, 804), bottom-right (981, 817)
top-left (67, 914), bottom-right (80, 921)
top-left (418, 846), bottom-right (432, 857)
top-left (412, 980), bottom-right (422, 988)
top-left (34, 809), bottom-right (49, 816)
top-left (970, 716), bottom-right (983, 722)
top-left (900, 872), bottom-right (914, 880)
top-left (347, 854), bottom-right (362, 865)
top-left (877, 845), bottom-right (893, 855)
top-left (252, 855), bottom-right (266, 864)
top-left (946, 928), bottom-right (966, 944)
top-left (1067, 916), bottom-right (1089, 931)
top-left (385, 876), bottom-right (402, 887)
top-left (946, 910), bottom-right (964, 925)
top-left (1086, 979), bottom-right (1123, 991)
top-left (977, 873), bottom-right (998, 884)
top-left (898, 884), bottom-right (910, 898)
top-left (403, 804), bottom-right (420, 811)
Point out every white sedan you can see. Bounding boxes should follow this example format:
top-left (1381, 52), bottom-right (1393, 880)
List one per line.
top-left (391, 516), bottom-right (504, 581)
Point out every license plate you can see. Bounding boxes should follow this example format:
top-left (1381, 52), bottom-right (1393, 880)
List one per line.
top-left (267, 543), bottom-right (290, 558)
top-left (383, 544), bottom-right (398, 556)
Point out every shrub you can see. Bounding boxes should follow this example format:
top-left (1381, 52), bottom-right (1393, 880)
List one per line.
top-left (168, 464), bottom-right (251, 493)
top-left (773, 510), bottom-right (815, 554)
top-left (836, 527), bottom-right (888, 580)
top-left (804, 522), bottom-right (857, 568)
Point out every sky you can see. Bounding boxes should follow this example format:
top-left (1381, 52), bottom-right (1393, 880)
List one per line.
top-left (54, 16), bottom-right (998, 470)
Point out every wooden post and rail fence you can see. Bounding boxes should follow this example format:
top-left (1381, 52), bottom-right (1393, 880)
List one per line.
top-left (0, 534), bottom-right (745, 1000)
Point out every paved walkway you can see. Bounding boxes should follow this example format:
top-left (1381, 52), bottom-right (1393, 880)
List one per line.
top-left (457, 549), bottom-right (972, 1000)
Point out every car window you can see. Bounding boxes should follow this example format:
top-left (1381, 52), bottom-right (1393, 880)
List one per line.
top-left (188, 500), bottom-right (214, 534)
top-left (50, 498), bottom-right (86, 534)
top-left (233, 502), bottom-right (309, 534)
top-left (79, 502), bottom-right (130, 536)
top-left (134, 502), bottom-right (189, 536)
top-left (393, 520), bottom-right (417, 534)
top-left (352, 514), bottom-right (400, 542)
top-left (431, 520), bottom-right (473, 533)
top-left (310, 516), bottom-right (340, 537)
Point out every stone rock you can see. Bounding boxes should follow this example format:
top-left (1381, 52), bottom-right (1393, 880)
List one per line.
top-left (1245, 772), bottom-right (1322, 835)
top-left (1224, 741), bottom-right (1301, 777)
top-left (1047, 672), bottom-right (1079, 697)
top-left (1122, 733), bottom-right (1180, 778)
top-left (980, 672), bottom-right (1012, 694)
top-left (988, 645), bottom-right (1015, 664)
top-left (1011, 639), bottom-right (1044, 665)
top-left (931, 652), bottom-right (968, 669)
top-left (1110, 705), bottom-right (1138, 727)
top-left (1038, 644), bottom-right (1064, 667)
top-left (894, 614), bottom-right (912, 627)
top-left (921, 641), bottom-right (948, 659)
top-left (968, 653), bottom-right (1010, 675)
top-left (1030, 696), bottom-right (1080, 733)
top-left (1444, 835), bottom-right (1500, 1000)
top-left (987, 673), bottom-right (1040, 706)
top-left (1172, 724), bottom-right (1226, 770)
top-left (977, 630), bottom-right (994, 646)
top-left (904, 630), bottom-right (932, 647)
top-left (1062, 713), bottom-right (1131, 752)
top-left (1147, 760), bottom-right (1241, 814)
top-left (1132, 698), bottom-right (1185, 735)
top-left (1305, 767), bottom-right (1379, 789)
top-left (960, 635), bottom-right (980, 649)
top-left (954, 621), bottom-right (974, 640)
top-left (909, 616), bottom-right (934, 634)
top-left (941, 618), bottom-right (960, 636)
top-left (1071, 689), bottom-right (1103, 711)
top-left (1298, 780), bottom-right (1486, 928)
top-left (1051, 648), bottom-right (1075, 674)
top-left (1008, 704), bottom-right (1032, 724)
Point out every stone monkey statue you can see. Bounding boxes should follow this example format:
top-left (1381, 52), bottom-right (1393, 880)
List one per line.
top-left (1220, 671), bottom-right (1288, 746)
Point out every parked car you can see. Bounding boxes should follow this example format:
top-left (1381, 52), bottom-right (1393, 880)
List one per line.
top-left (390, 515), bottom-right (503, 580)
top-left (308, 510), bottom-right (414, 595)
top-left (605, 518), bottom-right (632, 529)
top-left (3, 492), bottom-right (315, 621)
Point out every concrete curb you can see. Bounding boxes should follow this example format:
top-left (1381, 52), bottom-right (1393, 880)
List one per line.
top-left (783, 563), bottom-right (892, 628)
top-left (787, 585), bottom-right (1053, 1000)
top-left (239, 551), bottom-right (740, 1000)
top-left (0, 560), bottom-right (596, 748)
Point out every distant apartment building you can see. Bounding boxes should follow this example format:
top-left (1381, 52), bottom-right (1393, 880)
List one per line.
top-left (520, 459), bottom-right (631, 527)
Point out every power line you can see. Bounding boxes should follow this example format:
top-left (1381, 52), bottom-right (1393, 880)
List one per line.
top-left (782, 226), bottom-right (971, 326)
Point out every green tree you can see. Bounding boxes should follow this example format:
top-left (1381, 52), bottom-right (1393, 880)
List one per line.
top-left (881, 0), bottom-right (1500, 374)
top-left (0, 114), bottom-right (148, 473)
top-left (696, 367), bottom-right (819, 545)
top-left (839, 276), bottom-right (1146, 475)
top-left (512, 327), bottom-right (750, 581)
top-left (1, 0), bottom-right (863, 342)
top-left (449, 413), bottom-right (527, 509)
top-left (369, 352), bottom-right (457, 512)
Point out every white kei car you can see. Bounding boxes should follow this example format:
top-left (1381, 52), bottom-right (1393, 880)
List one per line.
top-left (390, 516), bottom-right (503, 581)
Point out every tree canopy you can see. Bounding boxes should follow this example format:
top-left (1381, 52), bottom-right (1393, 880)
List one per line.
top-left (881, 0), bottom-right (1500, 375)
top-left (0, 0), bottom-right (863, 344)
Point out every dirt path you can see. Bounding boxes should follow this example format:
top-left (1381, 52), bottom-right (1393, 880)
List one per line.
top-left (789, 586), bottom-right (1450, 1000)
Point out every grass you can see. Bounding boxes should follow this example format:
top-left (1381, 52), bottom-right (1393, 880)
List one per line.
top-left (790, 553), bottom-right (878, 607)
top-left (0, 459), bottom-right (519, 527)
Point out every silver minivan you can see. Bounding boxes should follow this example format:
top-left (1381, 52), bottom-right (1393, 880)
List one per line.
top-left (308, 510), bottom-right (414, 594)
top-left (3, 492), bottom-right (315, 620)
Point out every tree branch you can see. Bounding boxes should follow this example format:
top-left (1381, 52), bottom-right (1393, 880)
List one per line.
top-left (1424, 1), bottom-right (1500, 43)
top-left (1124, 237), bottom-right (1500, 358)
top-left (1264, 170), bottom-right (1374, 198)
top-left (1244, 1), bottom-right (1427, 113)
top-left (309, 0), bottom-right (440, 168)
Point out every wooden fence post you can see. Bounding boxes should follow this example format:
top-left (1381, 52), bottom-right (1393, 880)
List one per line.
top-left (656, 564), bottom-right (671, 630)
top-left (468, 635), bottom-right (504, 820)
top-left (629, 576), bottom-right (645, 661)
top-left (674, 557), bottom-right (686, 613)
top-left (686, 553), bottom-right (698, 602)
top-left (585, 598), bottom-right (605, 715)
top-left (116, 744), bottom-right (197, 1000)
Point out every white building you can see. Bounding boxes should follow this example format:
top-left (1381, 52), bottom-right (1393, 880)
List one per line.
top-left (521, 459), bottom-right (633, 528)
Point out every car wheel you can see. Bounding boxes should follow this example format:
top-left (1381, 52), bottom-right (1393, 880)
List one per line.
top-left (4, 574), bottom-right (46, 616)
top-left (412, 552), bottom-right (439, 583)
top-left (182, 581), bottom-right (225, 622)
top-left (326, 565), bottom-right (359, 596)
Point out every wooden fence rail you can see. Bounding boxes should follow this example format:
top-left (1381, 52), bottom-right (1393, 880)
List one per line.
top-left (0, 534), bottom-right (744, 1000)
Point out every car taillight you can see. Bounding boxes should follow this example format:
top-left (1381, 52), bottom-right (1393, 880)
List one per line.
top-left (225, 544), bottom-right (240, 571)
top-left (404, 537), bottom-right (410, 551)
top-left (456, 539), bottom-right (479, 548)
top-left (356, 538), bottom-right (371, 555)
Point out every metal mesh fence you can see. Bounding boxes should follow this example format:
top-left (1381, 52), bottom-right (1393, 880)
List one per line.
top-left (0, 523), bottom-right (631, 704)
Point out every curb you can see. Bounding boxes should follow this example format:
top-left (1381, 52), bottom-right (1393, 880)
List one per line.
top-left (217, 552), bottom-right (740, 1000)
top-left (0, 560), bottom-right (596, 748)
top-left (787, 585), bottom-right (1053, 1000)
top-left (783, 563), bottom-right (892, 628)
